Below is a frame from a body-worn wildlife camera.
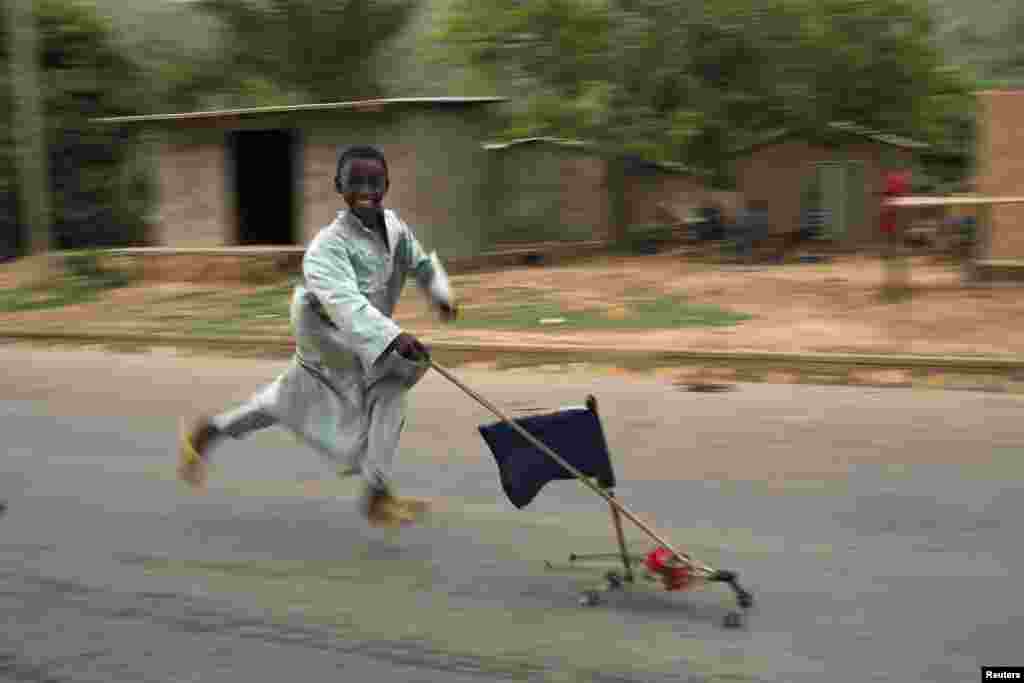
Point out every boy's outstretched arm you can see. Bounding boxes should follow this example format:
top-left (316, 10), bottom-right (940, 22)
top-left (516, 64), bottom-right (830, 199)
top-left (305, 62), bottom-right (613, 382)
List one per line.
top-left (401, 222), bottom-right (457, 321)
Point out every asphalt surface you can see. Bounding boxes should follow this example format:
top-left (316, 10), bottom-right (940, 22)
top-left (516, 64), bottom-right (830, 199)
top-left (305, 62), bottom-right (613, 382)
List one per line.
top-left (2, 345), bottom-right (1023, 682)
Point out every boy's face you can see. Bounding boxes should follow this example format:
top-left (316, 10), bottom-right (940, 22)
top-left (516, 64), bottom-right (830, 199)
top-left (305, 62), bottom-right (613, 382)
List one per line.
top-left (340, 158), bottom-right (388, 211)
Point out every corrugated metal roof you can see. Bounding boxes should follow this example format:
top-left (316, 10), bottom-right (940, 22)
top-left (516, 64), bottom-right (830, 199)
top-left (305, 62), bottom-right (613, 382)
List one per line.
top-left (826, 121), bottom-right (930, 150)
top-left (732, 121), bottom-right (930, 156)
top-left (482, 138), bottom-right (707, 176)
top-left (481, 137), bottom-right (593, 151)
top-left (91, 96), bottom-right (508, 125)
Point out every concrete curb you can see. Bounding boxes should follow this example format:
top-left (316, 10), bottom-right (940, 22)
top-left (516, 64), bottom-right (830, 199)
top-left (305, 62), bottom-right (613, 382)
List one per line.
top-left (3, 328), bottom-right (1023, 393)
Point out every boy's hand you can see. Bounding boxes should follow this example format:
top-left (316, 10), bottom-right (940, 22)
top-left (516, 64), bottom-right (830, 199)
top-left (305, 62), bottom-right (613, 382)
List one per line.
top-left (392, 332), bottom-right (430, 361)
top-left (439, 302), bottom-right (459, 323)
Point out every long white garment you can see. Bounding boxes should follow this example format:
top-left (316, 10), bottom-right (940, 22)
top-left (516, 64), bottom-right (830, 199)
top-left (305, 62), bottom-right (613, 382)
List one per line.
top-left (213, 209), bottom-right (453, 486)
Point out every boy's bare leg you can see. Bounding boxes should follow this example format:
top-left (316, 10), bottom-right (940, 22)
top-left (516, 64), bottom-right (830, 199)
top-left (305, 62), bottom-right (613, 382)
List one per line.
top-left (358, 376), bottom-right (429, 526)
top-left (179, 402), bottom-right (277, 489)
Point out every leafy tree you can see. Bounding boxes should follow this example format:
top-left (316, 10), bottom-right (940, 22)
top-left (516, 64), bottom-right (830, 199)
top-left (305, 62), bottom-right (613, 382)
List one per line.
top-left (1, 0), bottom-right (153, 254)
top-left (191, 0), bottom-right (419, 105)
top-left (989, 4), bottom-right (1024, 83)
top-left (440, 0), bottom-right (974, 185)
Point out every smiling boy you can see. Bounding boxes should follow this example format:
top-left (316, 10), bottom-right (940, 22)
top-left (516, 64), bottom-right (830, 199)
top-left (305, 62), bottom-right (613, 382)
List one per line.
top-left (179, 145), bottom-right (457, 527)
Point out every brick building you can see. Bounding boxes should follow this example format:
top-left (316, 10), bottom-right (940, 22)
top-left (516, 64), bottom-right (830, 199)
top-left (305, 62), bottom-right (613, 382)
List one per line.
top-left (94, 97), bottom-right (506, 261)
top-left (975, 90), bottom-right (1024, 260)
top-left (482, 138), bottom-right (734, 245)
top-left (733, 123), bottom-right (926, 246)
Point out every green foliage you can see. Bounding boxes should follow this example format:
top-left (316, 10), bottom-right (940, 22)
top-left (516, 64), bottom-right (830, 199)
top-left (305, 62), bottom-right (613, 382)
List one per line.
top-left (2, 0), bottom-right (421, 261)
top-left (0, 280), bottom-right (100, 312)
top-left (1, 0), bottom-right (154, 253)
top-left (440, 0), bottom-right (975, 183)
top-left (929, 0), bottom-right (1024, 86)
top-left (987, 4), bottom-right (1024, 83)
top-left (98, 0), bottom-right (423, 112)
top-left (92, 0), bottom-right (1024, 94)
top-left (189, 0), bottom-right (419, 105)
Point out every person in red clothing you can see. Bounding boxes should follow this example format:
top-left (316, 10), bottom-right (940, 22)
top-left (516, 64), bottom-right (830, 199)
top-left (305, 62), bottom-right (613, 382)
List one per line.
top-left (881, 170), bottom-right (911, 236)
top-left (881, 169), bottom-right (911, 298)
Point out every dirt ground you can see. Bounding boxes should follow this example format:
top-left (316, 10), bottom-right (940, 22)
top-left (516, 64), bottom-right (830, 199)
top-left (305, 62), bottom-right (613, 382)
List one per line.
top-left (2, 252), bottom-right (1022, 356)
top-left (448, 252), bottom-right (1023, 356)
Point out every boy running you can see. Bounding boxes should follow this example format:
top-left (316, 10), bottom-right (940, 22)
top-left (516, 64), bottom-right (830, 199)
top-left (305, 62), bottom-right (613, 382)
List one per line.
top-left (179, 144), bottom-right (457, 527)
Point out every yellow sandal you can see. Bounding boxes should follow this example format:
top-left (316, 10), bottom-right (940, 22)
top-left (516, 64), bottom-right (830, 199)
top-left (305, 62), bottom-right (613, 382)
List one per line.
top-left (364, 492), bottom-right (431, 528)
top-left (178, 417), bottom-right (209, 489)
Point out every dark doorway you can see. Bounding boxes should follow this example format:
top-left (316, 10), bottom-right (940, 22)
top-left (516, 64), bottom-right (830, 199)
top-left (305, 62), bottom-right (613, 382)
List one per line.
top-left (228, 129), bottom-right (298, 245)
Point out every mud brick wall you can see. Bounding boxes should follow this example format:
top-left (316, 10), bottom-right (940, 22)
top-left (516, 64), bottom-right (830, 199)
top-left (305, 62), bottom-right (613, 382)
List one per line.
top-left (977, 91), bottom-right (1024, 259)
top-left (155, 141), bottom-right (229, 247)
top-left (302, 108), bottom-right (497, 260)
top-left (300, 142), bottom-right (340, 244)
top-left (737, 141), bottom-right (826, 240)
top-left (735, 140), bottom-right (912, 246)
top-left (149, 104), bottom-right (497, 259)
top-left (560, 155), bottom-right (612, 242)
top-left (623, 172), bottom-right (713, 228)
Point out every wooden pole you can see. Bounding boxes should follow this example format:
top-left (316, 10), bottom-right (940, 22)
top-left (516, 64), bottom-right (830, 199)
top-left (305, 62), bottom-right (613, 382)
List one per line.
top-left (608, 492), bottom-right (634, 582)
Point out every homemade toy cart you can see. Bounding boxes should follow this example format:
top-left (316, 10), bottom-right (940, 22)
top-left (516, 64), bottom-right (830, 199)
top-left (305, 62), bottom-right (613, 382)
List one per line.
top-left (431, 361), bottom-right (756, 629)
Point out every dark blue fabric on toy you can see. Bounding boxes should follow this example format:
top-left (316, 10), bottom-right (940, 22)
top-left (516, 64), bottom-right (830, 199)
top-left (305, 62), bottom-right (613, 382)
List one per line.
top-left (478, 407), bottom-right (615, 509)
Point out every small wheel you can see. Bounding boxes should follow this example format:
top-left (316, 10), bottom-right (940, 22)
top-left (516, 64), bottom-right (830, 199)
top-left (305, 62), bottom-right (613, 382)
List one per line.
top-left (605, 572), bottom-right (624, 590)
top-left (579, 590), bottom-right (602, 607)
top-left (722, 611), bottom-right (744, 629)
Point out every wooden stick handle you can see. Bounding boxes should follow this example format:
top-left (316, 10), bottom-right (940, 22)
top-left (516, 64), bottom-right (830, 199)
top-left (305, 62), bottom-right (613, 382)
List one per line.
top-left (429, 360), bottom-right (711, 573)
top-left (608, 493), bottom-right (635, 581)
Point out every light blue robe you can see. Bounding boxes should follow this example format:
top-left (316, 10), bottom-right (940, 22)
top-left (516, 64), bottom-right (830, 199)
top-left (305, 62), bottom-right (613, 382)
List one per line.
top-left (215, 209), bottom-right (453, 485)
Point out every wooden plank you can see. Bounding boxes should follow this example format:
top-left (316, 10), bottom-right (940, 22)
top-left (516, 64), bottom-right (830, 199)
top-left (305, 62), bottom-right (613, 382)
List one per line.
top-left (887, 196), bottom-right (1024, 208)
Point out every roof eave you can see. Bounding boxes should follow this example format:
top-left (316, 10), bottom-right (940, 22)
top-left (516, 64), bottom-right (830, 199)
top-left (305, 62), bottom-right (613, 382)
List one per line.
top-left (481, 136), bottom-right (593, 151)
top-left (731, 123), bottom-right (930, 157)
top-left (91, 96), bottom-right (509, 125)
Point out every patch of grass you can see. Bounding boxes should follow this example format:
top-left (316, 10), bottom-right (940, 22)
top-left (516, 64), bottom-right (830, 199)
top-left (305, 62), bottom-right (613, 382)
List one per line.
top-left (453, 293), bottom-right (751, 330)
top-left (0, 280), bottom-right (100, 312)
top-left (148, 289), bottom-right (223, 305)
top-left (233, 282), bottom-right (296, 320)
top-left (0, 252), bottom-right (135, 312)
top-left (453, 298), bottom-right (564, 330)
top-left (879, 286), bottom-right (913, 304)
top-left (145, 282), bottom-right (296, 335)
top-left (626, 295), bottom-right (752, 328)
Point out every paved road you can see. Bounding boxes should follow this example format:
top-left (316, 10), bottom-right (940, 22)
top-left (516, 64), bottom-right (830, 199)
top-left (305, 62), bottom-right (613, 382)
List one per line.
top-left (2, 345), bottom-right (1023, 682)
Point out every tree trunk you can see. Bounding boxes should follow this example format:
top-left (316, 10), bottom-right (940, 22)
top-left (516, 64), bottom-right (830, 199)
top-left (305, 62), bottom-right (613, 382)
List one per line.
top-left (4, 0), bottom-right (54, 273)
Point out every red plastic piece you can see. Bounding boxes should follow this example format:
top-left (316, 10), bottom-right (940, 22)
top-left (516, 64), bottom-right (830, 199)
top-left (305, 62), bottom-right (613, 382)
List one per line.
top-left (644, 547), bottom-right (693, 591)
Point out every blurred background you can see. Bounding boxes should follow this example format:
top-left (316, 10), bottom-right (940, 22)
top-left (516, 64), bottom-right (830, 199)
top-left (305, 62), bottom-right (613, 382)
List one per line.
top-left (4, 0), bottom-right (1021, 263)
top-left (5, 10), bottom-right (1024, 680)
